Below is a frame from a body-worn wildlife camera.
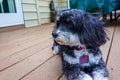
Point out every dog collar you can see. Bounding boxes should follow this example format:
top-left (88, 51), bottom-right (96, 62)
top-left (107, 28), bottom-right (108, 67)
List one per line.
top-left (80, 55), bottom-right (89, 64)
top-left (75, 46), bottom-right (84, 51)
top-left (77, 47), bottom-right (84, 51)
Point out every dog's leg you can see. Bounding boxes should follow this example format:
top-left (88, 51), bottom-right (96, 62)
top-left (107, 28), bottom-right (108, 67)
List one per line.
top-left (66, 73), bottom-right (93, 80)
top-left (52, 41), bottom-right (60, 55)
top-left (79, 73), bottom-right (93, 80)
top-left (65, 70), bottom-right (93, 80)
top-left (92, 70), bottom-right (109, 80)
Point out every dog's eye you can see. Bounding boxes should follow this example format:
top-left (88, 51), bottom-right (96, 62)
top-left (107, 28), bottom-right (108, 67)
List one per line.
top-left (65, 19), bottom-right (71, 24)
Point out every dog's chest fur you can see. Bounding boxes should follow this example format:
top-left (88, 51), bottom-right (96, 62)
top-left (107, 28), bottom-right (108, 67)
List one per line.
top-left (61, 46), bottom-right (102, 67)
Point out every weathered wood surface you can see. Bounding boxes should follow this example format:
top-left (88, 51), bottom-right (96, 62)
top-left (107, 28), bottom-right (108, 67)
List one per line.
top-left (0, 23), bottom-right (118, 80)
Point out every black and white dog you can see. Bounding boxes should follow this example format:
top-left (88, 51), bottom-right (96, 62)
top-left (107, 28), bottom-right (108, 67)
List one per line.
top-left (52, 9), bottom-right (109, 80)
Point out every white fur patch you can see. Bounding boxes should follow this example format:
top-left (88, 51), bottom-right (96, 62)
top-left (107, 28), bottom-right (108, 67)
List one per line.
top-left (93, 71), bottom-right (109, 80)
top-left (82, 74), bottom-right (93, 80)
top-left (78, 73), bottom-right (93, 80)
top-left (89, 52), bottom-right (101, 64)
top-left (52, 45), bottom-right (59, 55)
top-left (63, 52), bottom-right (79, 64)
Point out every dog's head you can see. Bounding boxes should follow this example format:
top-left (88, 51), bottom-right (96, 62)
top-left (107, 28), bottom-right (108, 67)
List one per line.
top-left (52, 9), bottom-right (108, 49)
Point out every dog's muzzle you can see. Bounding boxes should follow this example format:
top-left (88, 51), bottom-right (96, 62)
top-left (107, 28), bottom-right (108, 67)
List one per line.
top-left (52, 32), bottom-right (58, 38)
top-left (52, 32), bottom-right (65, 45)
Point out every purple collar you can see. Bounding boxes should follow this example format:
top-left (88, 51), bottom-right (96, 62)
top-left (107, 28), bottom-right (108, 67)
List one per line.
top-left (75, 46), bottom-right (84, 51)
top-left (80, 55), bottom-right (89, 63)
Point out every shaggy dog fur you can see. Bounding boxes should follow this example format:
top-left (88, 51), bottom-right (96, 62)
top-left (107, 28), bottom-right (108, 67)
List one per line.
top-left (52, 9), bottom-right (109, 80)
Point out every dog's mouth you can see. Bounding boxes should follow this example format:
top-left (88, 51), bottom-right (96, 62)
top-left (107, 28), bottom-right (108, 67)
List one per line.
top-left (55, 39), bottom-right (65, 45)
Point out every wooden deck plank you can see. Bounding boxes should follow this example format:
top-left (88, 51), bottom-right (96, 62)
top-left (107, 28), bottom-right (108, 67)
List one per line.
top-left (0, 34), bottom-right (52, 60)
top-left (0, 30), bottom-right (51, 46)
top-left (0, 24), bottom-right (51, 41)
top-left (0, 25), bottom-right (24, 33)
top-left (0, 24), bottom-right (53, 60)
top-left (100, 26), bottom-right (115, 61)
top-left (0, 47), bottom-right (53, 80)
top-left (21, 55), bottom-right (62, 80)
top-left (0, 23), bottom-right (53, 47)
top-left (59, 75), bottom-right (66, 80)
top-left (0, 39), bottom-right (52, 71)
top-left (107, 26), bottom-right (120, 80)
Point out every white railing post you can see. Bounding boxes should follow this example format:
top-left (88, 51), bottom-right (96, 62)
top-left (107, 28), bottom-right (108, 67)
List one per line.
top-left (67, 0), bottom-right (70, 9)
top-left (0, 0), bottom-right (4, 13)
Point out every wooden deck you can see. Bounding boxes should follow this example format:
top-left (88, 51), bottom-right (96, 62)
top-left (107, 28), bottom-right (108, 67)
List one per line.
top-left (0, 23), bottom-right (120, 80)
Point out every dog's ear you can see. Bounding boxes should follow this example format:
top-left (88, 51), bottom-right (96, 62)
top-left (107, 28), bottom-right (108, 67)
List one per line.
top-left (79, 13), bottom-right (109, 49)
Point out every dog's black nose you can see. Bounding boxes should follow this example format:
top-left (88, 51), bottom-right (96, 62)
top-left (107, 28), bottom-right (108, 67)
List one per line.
top-left (52, 32), bottom-right (58, 38)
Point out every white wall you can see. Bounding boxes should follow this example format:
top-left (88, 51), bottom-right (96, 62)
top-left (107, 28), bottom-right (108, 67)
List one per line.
top-left (22, 0), bottom-right (67, 27)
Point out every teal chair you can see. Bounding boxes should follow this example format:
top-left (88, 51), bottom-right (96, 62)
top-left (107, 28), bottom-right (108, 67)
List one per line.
top-left (70, 0), bottom-right (120, 14)
top-left (70, 0), bottom-right (120, 21)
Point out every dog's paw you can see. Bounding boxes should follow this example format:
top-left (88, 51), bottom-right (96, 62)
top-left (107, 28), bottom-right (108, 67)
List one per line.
top-left (93, 72), bottom-right (109, 80)
top-left (52, 45), bottom-right (59, 55)
top-left (52, 50), bottom-right (59, 55)
top-left (102, 77), bottom-right (109, 80)
top-left (82, 74), bottom-right (93, 80)
top-left (94, 77), bottom-right (109, 80)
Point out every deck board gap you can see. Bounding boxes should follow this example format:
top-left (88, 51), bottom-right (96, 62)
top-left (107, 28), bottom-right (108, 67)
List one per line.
top-left (58, 73), bottom-right (64, 80)
top-left (1, 37), bottom-right (52, 61)
top-left (106, 25), bottom-right (116, 65)
top-left (0, 45), bottom-right (51, 72)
